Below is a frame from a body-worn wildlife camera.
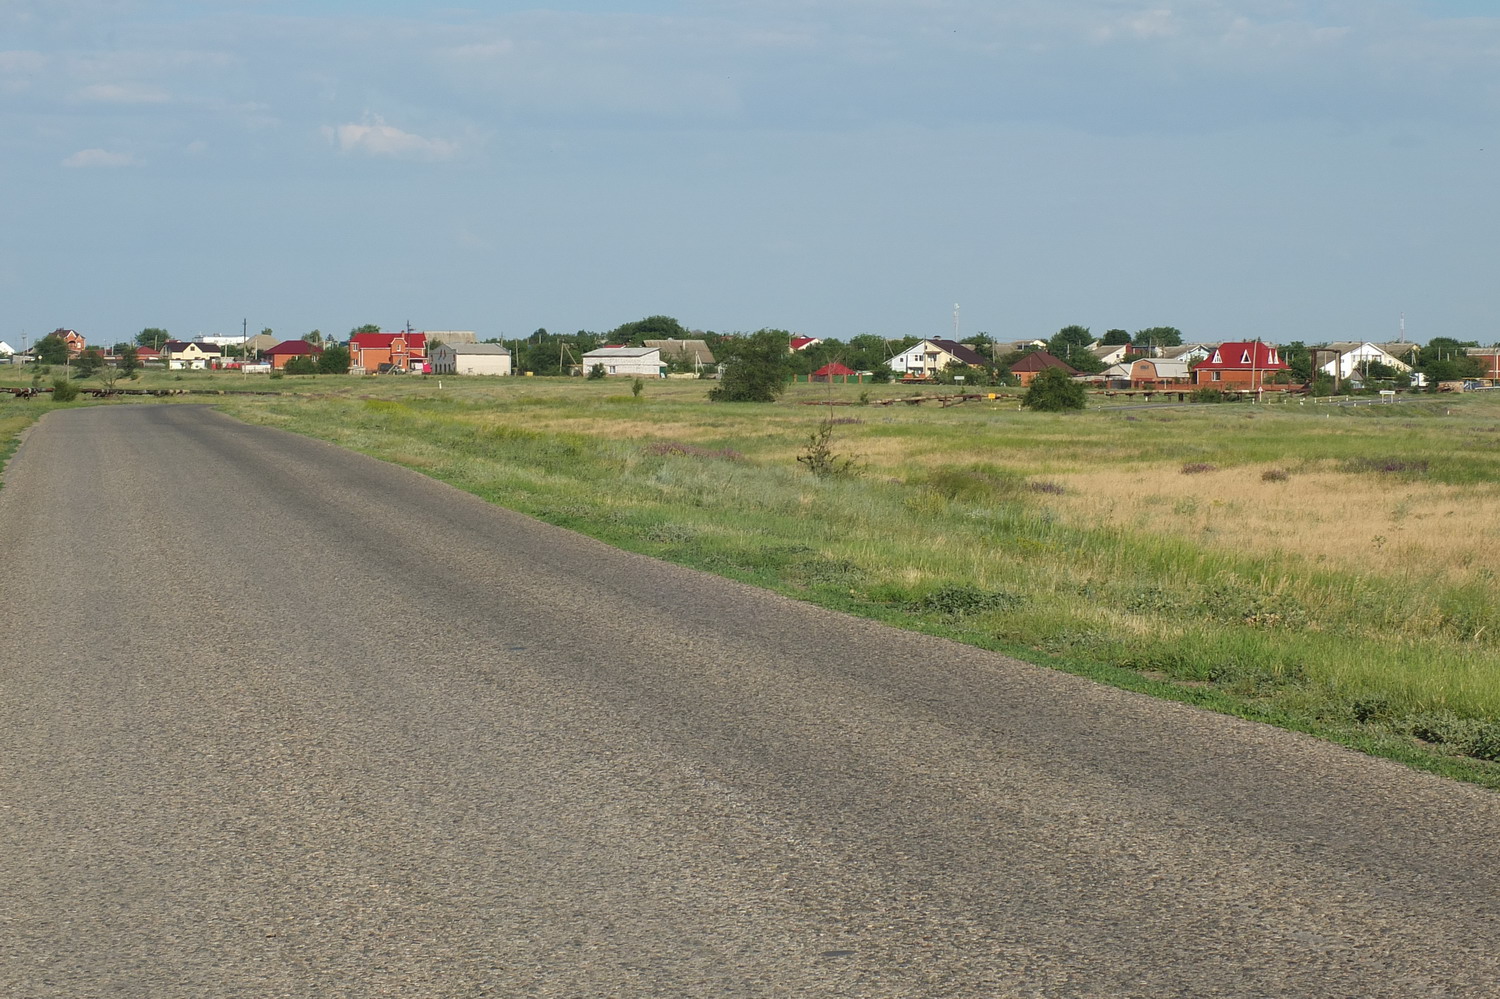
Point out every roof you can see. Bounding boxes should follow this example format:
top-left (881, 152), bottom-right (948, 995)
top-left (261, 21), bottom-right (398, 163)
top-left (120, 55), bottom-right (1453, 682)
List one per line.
top-left (425, 330), bottom-right (478, 344)
top-left (1194, 341), bottom-right (1289, 370)
top-left (0, 341), bottom-right (14, 355)
top-left (790, 336), bottom-right (820, 351)
top-left (924, 338), bottom-right (990, 366)
top-left (1009, 350), bottom-right (1077, 374)
top-left (1158, 343), bottom-right (1217, 359)
top-left (1129, 357), bottom-right (1194, 378)
top-left (644, 339), bottom-right (715, 364)
top-left (437, 343), bottom-right (509, 355)
top-left (812, 362), bottom-right (858, 376)
top-left (350, 332), bottom-right (428, 349)
top-left (265, 339), bottom-right (322, 356)
top-left (162, 340), bottom-right (221, 354)
top-left (582, 347), bottom-right (660, 359)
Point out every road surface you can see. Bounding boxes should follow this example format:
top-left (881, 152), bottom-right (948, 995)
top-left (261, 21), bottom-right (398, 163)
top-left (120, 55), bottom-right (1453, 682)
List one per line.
top-left (2, 404), bottom-right (1497, 998)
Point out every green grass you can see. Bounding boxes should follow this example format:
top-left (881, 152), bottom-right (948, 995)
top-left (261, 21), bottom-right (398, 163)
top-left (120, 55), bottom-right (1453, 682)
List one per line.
top-left (7, 370), bottom-right (1499, 787)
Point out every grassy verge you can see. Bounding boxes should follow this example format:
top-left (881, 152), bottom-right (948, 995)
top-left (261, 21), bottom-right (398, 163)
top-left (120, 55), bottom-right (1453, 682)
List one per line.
top-left (208, 378), bottom-right (1500, 789)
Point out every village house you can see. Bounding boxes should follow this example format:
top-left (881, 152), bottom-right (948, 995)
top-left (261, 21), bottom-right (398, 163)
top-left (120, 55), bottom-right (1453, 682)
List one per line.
top-left (1192, 341), bottom-right (1291, 390)
top-left (1009, 350), bottom-right (1078, 387)
top-left (264, 340), bottom-right (323, 370)
top-left (889, 339), bottom-right (989, 379)
top-left (790, 336), bottom-right (822, 352)
top-left (581, 346), bottom-right (665, 378)
top-left (349, 331), bottom-right (427, 373)
top-left (1319, 342), bottom-right (1414, 379)
top-left (644, 339), bottom-right (715, 371)
top-left (430, 343), bottom-right (512, 376)
top-left (161, 340), bottom-right (222, 370)
top-left (46, 328), bottom-right (87, 357)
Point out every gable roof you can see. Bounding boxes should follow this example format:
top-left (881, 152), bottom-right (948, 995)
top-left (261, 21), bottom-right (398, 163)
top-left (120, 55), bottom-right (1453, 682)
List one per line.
top-left (923, 338), bottom-right (989, 366)
top-left (790, 336), bottom-right (820, 351)
top-left (1194, 341), bottom-right (1288, 370)
top-left (161, 340), bottom-right (221, 354)
top-left (582, 346), bottom-right (660, 359)
top-left (265, 339), bottom-right (322, 356)
top-left (812, 361), bottom-right (858, 377)
top-left (437, 343), bottom-right (509, 355)
top-left (644, 339), bottom-right (715, 364)
top-left (350, 332), bottom-right (427, 349)
top-left (1009, 350), bottom-right (1077, 374)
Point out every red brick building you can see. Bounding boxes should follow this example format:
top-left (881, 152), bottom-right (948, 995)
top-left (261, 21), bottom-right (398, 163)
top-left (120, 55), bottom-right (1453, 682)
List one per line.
top-left (349, 331), bottom-right (427, 373)
top-left (1192, 341), bottom-right (1290, 391)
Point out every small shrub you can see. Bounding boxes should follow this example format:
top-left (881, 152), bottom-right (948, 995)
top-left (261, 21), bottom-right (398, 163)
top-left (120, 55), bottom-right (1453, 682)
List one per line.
top-left (1261, 468), bottom-right (1290, 482)
top-left (51, 378), bottom-right (80, 402)
top-left (587, 363), bottom-right (606, 380)
top-left (1191, 388), bottom-right (1229, 403)
top-left (1020, 367), bottom-right (1086, 412)
top-left (797, 421), bottom-right (863, 478)
top-left (631, 377), bottom-right (644, 398)
top-left (906, 583), bottom-right (1024, 618)
top-left (1180, 462), bottom-right (1217, 475)
top-left (641, 441), bottom-right (744, 460)
top-left (1341, 457), bottom-right (1430, 477)
top-left (1028, 480), bottom-right (1066, 495)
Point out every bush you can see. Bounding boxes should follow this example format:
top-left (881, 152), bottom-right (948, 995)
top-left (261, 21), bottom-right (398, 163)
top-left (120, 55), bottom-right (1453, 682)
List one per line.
top-left (283, 355), bottom-right (317, 375)
top-left (709, 329), bottom-right (792, 402)
top-left (587, 363), bottom-right (606, 380)
top-left (51, 378), bottom-right (80, 402)
top-left (797, 420), bottom-right (863, 478)
top-left (1191, 388), bottom-right (1229, 403)
top-left (317, 343), bottom-right (351, 374)
top-left (1020, 367), bottom-right (1086, 411)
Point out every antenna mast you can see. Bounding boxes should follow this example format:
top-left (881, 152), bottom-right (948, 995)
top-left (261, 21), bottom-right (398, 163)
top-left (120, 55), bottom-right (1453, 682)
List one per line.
top-left (952, 303), bottom-right (960, 340)
top-left (1399, 312), bottom-right (1406, 343)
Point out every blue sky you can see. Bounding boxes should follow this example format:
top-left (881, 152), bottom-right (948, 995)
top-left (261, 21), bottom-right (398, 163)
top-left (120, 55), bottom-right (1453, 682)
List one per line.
top-left (2, 1), bottom-right (1496, 346)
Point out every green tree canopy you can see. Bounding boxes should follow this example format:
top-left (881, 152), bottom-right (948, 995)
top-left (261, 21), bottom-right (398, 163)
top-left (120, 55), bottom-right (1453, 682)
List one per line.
top-left (709, 329), bottom-right (793, 402)
top-left (1101, 329), bottom-right (1132, 346)
top-left (609, 315), bottom-right (690, 346)
top-left (1134, 326), bottom-right (1184, 348)
top-left (1021, 366), bottom-right (1087, 412)
top-left (1049, 325), bottom-right (1093, 354)
top-left (135, 327), bottom-right (169, 347)
top-left (317, 343), bottom-right (351, 374)
top-left (74, 348), bottom-right (105, 377)
top-left (119, 345), bottom-right (141, 375)
top-left (35, 334), bottom-right (71, 365)
top-left (349, 324), bottom-right (381, 336)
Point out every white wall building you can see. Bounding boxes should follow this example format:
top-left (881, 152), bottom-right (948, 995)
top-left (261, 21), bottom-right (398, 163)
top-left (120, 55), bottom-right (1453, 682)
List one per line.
top-left (581, 346), bottom-right (665, 377)
top-left (430, 342), bottom-right (512, 375)
top-left (1319, 342), bottom-right (1413, 378)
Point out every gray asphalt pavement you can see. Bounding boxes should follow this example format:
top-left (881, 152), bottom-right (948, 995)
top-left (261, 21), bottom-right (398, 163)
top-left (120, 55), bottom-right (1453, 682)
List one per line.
top-left (2, 404), bottom-right (1497, 998)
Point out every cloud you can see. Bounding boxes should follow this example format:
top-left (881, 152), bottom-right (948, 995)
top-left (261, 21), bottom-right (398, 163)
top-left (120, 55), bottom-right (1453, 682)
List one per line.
top-left (62, 148), bottom-right (142, 168)
top-left (75, 82), bottom-right (170, 104)
top-left (322, 115), bottom-right (457, 160)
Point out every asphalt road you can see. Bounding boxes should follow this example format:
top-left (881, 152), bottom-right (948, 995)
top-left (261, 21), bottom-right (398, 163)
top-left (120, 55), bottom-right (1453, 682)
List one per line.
top-left (3, 404), bottom-right (1497, 998)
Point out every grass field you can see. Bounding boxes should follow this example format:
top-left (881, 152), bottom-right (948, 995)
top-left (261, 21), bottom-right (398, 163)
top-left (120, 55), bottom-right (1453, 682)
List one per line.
top-left (5, 367), bottom-right (1499, 786)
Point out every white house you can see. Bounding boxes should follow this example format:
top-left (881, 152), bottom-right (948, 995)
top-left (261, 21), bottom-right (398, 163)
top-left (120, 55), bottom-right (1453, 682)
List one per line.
top-left (161, 340), bottom-right (222, 370)
top-left (430, 342), bottom-right (512, 375)
top-left (888, 339), bottom-right (989, 378)
top-left (581, 346), bottom-right (665, 378)
top-left (0, 341), bottom-right (15, 357)
top-left (1090, 342), bottom-right (1131, 366)
top-left (1320, 342), bottom-right (1413, 378)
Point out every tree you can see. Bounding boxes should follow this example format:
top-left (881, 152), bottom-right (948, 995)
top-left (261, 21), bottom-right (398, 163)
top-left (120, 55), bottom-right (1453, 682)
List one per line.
top-left (609, 315), bottom-right (690, 346)
top-left (283, 355), bottom-right (318, 375)
top-left (317, 343), bottom-right (350, 374)
top-left (1049, 325), bottom-right (1093, 354)
top-left (1101, 329), bottom-right (1132, 346)
top-left (1418, 338), bottom-right (1483, 384)
top-left (709, 329), bottom-right (793, 402)
top-left (1134, 326), bottom-right (1184, 349)
top-left (119, 345), bottom-right (141, 375)
top-left (135, 327), bottom-right (169, 347)
top-left (349, 324), bottom-right (381, 336)
top-left (1021, 366), bottom-right (1087, 411)
top-left (74, 348), bottom-right (105, 377)
top-left (35, 334), bottom-right (71, 365)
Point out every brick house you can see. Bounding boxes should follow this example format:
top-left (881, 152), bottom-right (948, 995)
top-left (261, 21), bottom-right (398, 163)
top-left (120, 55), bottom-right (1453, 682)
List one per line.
top-left (1192, 341), bottom-right (1290, 390)
top-left (1008, 350), bottom-right (1078, 387)
top-left (349, 331), bottom-right (427, 373)
top-left (265, 339), bottom-right (324, 370)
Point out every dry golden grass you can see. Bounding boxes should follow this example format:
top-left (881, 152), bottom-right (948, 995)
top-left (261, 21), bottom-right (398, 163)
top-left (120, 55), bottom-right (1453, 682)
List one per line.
top-left (1046, 461), bottom-right (1500, 584)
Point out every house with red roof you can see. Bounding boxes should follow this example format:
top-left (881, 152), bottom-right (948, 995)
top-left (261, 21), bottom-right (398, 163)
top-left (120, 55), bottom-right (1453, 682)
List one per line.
top-left (1008, 350), bottom-right (1078, 387)
top-left (790, 336), bottom-right (822, 352)
top-left (1192, 341), bottom-right (1290, 391)
top-left (811, 361), bottom-right (859, 383)
top-left (47, 328), bottom-right (87, 357)
top-left (265, 339), bottom-right (324, 370)
top-left (349, 331), bottom-right (427, 373)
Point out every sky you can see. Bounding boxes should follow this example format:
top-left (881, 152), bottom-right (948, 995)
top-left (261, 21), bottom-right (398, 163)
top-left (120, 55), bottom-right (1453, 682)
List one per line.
top-left (2, 0), bottom-right (1497, 347)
